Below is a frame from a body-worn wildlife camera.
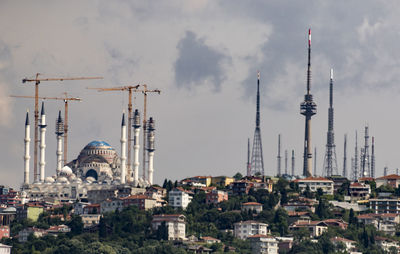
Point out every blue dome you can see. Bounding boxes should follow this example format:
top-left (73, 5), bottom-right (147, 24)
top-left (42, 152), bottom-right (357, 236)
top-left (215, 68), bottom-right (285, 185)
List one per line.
top-left (85, 141), bottom-right (112, 148)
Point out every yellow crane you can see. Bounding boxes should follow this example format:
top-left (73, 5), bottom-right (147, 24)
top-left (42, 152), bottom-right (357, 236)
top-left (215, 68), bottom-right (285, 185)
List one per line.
top-left (10, 93), bottom-right (81, 165)
top-left (21, 73), bottom-right (102, 182)
top-left (87, 85), bottom-right (140, 182)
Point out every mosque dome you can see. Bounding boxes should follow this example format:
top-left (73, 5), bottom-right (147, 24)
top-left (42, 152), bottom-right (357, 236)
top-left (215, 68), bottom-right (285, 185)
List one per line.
top-left (60, 166), bottom-right (73, 176)
top-left (57, 177), bottom-right (69, 183)
top-left (45, 177), bottom-right (55, 183)
top-left (84, 141), bottom-right (113, 150)
top-left (86, 176), bottom-right (96, 183)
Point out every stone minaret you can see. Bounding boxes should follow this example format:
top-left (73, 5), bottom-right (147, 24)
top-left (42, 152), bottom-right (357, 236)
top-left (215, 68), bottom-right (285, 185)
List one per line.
top-left (133, 110), bottom-right (141, 184)
top-left (120, 113), bottom-right (127, 184)
top-left (39, 102), bottom-right (47, 182)
top-left (55, 110), bottom-right (64, 175)
top-left (24, 111), bottom-right (31, 185)
top-left (147, 117), bottom-right (155, 185)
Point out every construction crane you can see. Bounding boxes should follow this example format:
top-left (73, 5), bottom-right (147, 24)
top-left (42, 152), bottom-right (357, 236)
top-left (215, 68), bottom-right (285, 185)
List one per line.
top-left (136, 84), bottom-right (161, 182)
top-left (10, 93), bottom-right (81, 165)
top-left (21, 73), bottom-right (102, 182)
top-left (87, 85), bottom-right (140, 182)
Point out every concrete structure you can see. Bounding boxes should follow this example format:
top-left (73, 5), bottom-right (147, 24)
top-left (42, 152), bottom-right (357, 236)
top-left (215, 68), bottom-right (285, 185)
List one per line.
top-left (152, 214), bottom-right (186, 240)
top-left (0, 226), bottom-right (9, 240)
top-left (120, 113), bottom-right (127, 184)
top-left (369, 198), bottom-right (400, 214)
top-left (122, 194), bottom-right (157, 210)
top-left (100, 198), bottom-right (124, 214)
top-left (169, 188), bottom-right (192, 209)
top-left (248, 234), bottom-right (279, 254)
top-left (234, 220), bottom-right (268, 239)
top-left (300, 29), bottom-right (317, 177)
top-left (18, 227), bottom-right (47, 242)
top-left (206, 190), bottom-right (228, 205)
top-left (0, 243), bottom-right (11, 254)
top-left (201, 236), bottom-right (221, 244)
top-left (55, 111), bottom-right (64, 175)
top-left (375, 236), bottom-right (400, 253)
top-left (211, 176), bottom-right (235, 187)
top-left (80, 214), bottom-right (101, 228)
top-left (241, 202), bottom-right (263, 213)
top-left (132, 109), bottom-right (141, 184)
top-left (289, 220), bottom-right (328, 238)
top-left (184, 176), bottom-right (212, 187)
top-left (349, 182), bottom-right (371, 200)
top-left (293, 177), bottom-right (334, 195)
top-left (231, 180), bottom-right (254, 195)
top-left (16, 204), bottom-right (44, 222)
top-left (147, 117), bottom-right (155, 185)
top-left (376, 174), bottom-right (400, 188)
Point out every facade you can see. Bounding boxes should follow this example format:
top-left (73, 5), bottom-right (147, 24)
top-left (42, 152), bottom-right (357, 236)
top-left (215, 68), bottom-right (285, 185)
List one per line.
top-left (330, 237), bottom-right (357, 253)
top-left (205, 190), bottom-right (228, 205)
top-left (80, 214), bottom-right (101, 228)
top-left (349, 182), bottom-right (371, 200)
top-left (0, 243), bottom-right (11, 254)
top-left (183, 176), bottom-right (212, 187)
top-left (369, 198), bottom-right (400, 214)
top-left (145, 186), bottom-right (167, 200)
top-left (289, 220), bottom-right (328, 238)
top-left (242, 202), bottom-right (263, 213)
top-left (234, 221), bottom-right (268, 239)
top-left (231, 181), bottom-right (254, 195)
top-left (375, 236), bottom-right (400, 253)
top-left (18, 227), bottom-right (47, 242)
top-left (248, 234), bottom-right (279, 254)
top-left (376, 174), bottom-right (400, 188)
top-left (293, 177), bottom-right (334, 195)
top-left (0, 226), bottom-right (9, 240)
top-left (169, 188), bottom-right (192, 209)
top-left (152, 214), bottom-right (186, 240)
top-left (121, 194), bottom-right (157, 210)
top-left (16, 205), bottom-right (44, 222)
top-left (100, 198), bottom-right (124, 214)
top-left (211, 176), bottom-right (235, 187)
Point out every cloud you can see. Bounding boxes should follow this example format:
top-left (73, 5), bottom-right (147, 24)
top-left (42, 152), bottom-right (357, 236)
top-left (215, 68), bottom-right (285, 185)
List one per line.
top-left (174, 31), bottom-right (230, 91)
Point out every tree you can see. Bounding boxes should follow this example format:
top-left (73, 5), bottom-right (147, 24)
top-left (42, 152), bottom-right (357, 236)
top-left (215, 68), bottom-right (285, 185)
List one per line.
top-left (155, 221), bottom-right (168, 240)
top-left (233, 172), bottom-right (243, 180)
top-left (67, 215), bottom-right (83, 236)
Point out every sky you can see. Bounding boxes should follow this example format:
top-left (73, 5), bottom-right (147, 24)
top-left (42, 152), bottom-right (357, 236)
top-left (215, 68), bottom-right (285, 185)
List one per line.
top-left (1, 0), bottom-right (400, 188)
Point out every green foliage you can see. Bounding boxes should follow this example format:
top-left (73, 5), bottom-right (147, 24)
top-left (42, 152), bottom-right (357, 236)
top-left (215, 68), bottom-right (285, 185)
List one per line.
top-left (233, 172), bottom-right (243, 180)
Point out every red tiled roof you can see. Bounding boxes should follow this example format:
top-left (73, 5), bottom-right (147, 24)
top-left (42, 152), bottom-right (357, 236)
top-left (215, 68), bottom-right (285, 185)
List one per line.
top-left (201, 236), bottom-right (220, 241)
top-left (376, 174), bottom-right (400, 180)
top-left (359, 177), bottom-right (375, 181)
top-left (242, 202), bottom-right (262, 206)
top-left (247, 234), bottom-right (274, 239)
top-left (287, 211), bottom-right (310, 217)
top-left (350, 182), bottom-right (364, 187)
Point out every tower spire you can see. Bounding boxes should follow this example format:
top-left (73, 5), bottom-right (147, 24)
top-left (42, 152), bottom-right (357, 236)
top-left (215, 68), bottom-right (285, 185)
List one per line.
top-left (300, 28), bottom-right (317, 177)
top-left (247, 138), bottom-right (251, 177)
top-left (277, 134), bottom-right (281, 176)
top-left (371, 136), bottom-right (375, 178)
top-left (323, 68), bottom-right (338, 176)
top-left (343, 134), bottom-right (347, 178)
top-left (291, 149), bottom-right (295, 176)
top-left (250, 71), bottom-right (265, 176)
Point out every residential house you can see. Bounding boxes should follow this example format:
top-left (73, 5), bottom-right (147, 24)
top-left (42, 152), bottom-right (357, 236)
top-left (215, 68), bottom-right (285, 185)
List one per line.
top-left (349, 182), bottom-right (371, 200)
top-left (211, 176), bottom-right (235, 187)
top-left (375, 236), bottom-right (400, 253)
top-left (293, 177), bottom-right (334, 195)
top-left (152, 214), bottom-right (186, 240)
top-left (247, 234), bottom-right (279, 254)
top-left (80, 214), bottom-right (101, 228)
top-left (18, 227), bottom-right (47, 242)
top-left (145, 186), bottom-right (167, 200)
top-left (369, 198), bottom-right (400, 214)
top-left (169, 188), bottom-right (193, 209)
top-left (330, 237), bottom-right (357, 253)
top-left (234, 221), bottom-right (268, 239)
top-left (47, 224), bottom-right (71, 236)
top-left (328, 176), bottom-right (348, 193)
top-left (100, 198), bottom-right (124, 213)
top-left (83, 204), bottom-right (100, 214)
top-left (201, 236), bottom-right (221, 244)
top-left (121, 194), bottom-right (157, 210)
top-left (73, 202), bottom-right (90, 215)
top-left (0, 226), bottom-right (9, 240)
top-left (322, 219), bottom-right (348, 230)
top-left (231, 181), bottom-right (254, 195)
top-left (206, 190), bottom-right (228, 205)
top-left (0, 243), bottom-right (11, 254)
top-left (242, 202), bottom-right (263, 213)
top-left (376, 174), bottom-right (400, 188)
top-left (289, 220), bottom-right (328, 238)
top-left (16, 204), bottom-right (44, 222)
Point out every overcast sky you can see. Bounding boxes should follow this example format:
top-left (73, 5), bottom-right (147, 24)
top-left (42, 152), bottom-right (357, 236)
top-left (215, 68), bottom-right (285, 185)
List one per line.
top-left (1, 1), bottom-right (400, 188)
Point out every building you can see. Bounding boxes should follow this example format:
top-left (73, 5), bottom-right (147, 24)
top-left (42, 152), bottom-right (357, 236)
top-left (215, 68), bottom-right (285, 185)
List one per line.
top-left (121, 194), bottom-right (157, 210)
top-left (46, 224), bottom-right (71, 236)
top-left (18, 227), bottom-right (47, 242)
top-left (241, 202), bottom-right (263, 213)
top-left (0, 243), bottom-right (11, 254)
top-left (83, 204), bottom-right (100, 214)
top-left (327, 176), bottom-right (348, 193)
top-left (322, 219), bottom-right (348, 230)
top-left (205, 190), bottom-right (228, 205)
top-left (330, 237), bottom-right (357, 253)
top-left (234, 221), bottom-right (268, 239)
top-left (80, 214), bottom-right (101, 228)
top-left (211, 176), bottom-right (235, 187)
top-left (182, 176), bottom-right (212, 187)
top-left (369, 198), bottom-right (400, 214)
top-left (16, 204), bottom-right (44, 222)
top-left (376, 174), bottom-right (400, 189)
top-left (168, 188), bottom-right (192, 209)
top-left (231, 180), bottom-right (254, 195)
top-left (375, 236), bottom-right (400, 253)
top-left (293, 177), bottom-right (334, 195)
top-left (0, 226), bottom-right (9, 240)
top-left (200, 236), bottom-right (221, 244)
top-left (152, 214), bottom-right (186, 240)
top-left (145, 186), bottom-right (167, 200)
top-left (73, 202), bottom-right (90, 215)
top-left (100, 198), bottom-right (124, 214)
top-left (248, 234), bottom-right (279, 254)
top-left (0, 187), bottom-right (20, 207)
top-left (349, 182), bottom-right (371, 200)
top-left (357, 213), bottom-right (400, 236)
top-left (289, 220), bottom-right (328, 238)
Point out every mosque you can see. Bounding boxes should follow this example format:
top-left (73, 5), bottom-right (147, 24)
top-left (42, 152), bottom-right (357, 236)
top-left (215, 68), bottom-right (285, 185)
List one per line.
top-left (20, 103), bottom-right (155, 202)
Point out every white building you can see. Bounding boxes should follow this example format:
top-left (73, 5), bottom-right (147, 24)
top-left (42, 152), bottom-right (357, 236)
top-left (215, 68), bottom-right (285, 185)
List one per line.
top-left (293, 177), bottom-right (334, 195)
top-left (168, 188), bottom-right (192, 209)
top-left (152, 214), bottom-right (186, 240)
top-left (80, 214), bottom-right (102, 228)
top-left (234, 221), bottom-right (268, 239)
top-left (248, 235), bottom-right (278, 254)
top-left (0, 243), bottom-right (11, 254)
top-left (331, 237), bottom-right (357, 253)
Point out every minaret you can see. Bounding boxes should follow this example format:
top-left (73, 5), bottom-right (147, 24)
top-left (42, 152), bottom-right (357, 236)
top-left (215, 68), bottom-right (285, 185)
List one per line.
top-left (246, 138), bottom-right (251, 177)
top-left (384, 166), bottom-right (388, 176)
top-left (250, 71), bottom-right (265, 176)
top-left (354, 131), bottom-right (358, 180)
top-left (133, 109), bottom-right (141, 184)
top-left (55, 110), bottom-right (64, 175)
top-left (343, 134), bottom-right (347, 178)
top-left (285, 150), bottom-right (288, 175)
top-left (323, 69), bottom-right (338, 177)
top-left (277, 134), bottom-right (281, 176)
top-left (371, 137), bottom-right (375, 178)
top-left (39, 102), bottom-right (46, 182)
top-left (300, 29), bottom-right (317, 177)
top-left (24, 111), bottom-right (31, 185)
top-left (147, 117), bottom-right (155, 185)
top-left (120, 113), bottom-right (127, 184)
top-left (314, 147), bottom-right (317, 176)
top-left (291, 150), bottom-right (295, 176)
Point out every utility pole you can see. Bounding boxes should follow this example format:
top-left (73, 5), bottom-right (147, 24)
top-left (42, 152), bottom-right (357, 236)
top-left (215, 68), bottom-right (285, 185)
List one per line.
top-left (11, 93), bottom-right (81, 164)
top-left (21, 74), bottom-right (101, 181)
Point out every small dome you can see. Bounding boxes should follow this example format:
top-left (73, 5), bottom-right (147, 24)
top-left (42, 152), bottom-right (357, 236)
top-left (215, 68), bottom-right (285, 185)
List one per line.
top-left (57, 177), bottom-right (69, 183)
top-left (45, 177), bottom-right (55, 183)
top-left (86, 176), bottom-right (95, 183)
top-left (68, 174), bottom-right (76, 181)
top-left (60, 166), bottom-right (73, 176)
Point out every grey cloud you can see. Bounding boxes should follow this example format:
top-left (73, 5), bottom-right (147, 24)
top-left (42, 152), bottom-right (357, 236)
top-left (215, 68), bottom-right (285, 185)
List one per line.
top-left (174, 31), bottom-right (230, 91)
